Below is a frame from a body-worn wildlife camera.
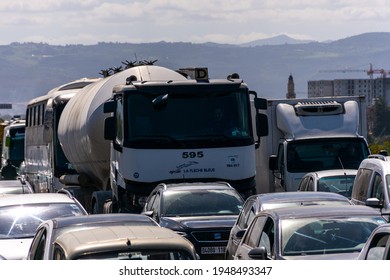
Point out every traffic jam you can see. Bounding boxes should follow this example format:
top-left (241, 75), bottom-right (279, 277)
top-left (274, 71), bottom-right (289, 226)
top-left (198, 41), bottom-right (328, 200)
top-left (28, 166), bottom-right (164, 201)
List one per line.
top-left (0, 62), bottom-right (388, 261)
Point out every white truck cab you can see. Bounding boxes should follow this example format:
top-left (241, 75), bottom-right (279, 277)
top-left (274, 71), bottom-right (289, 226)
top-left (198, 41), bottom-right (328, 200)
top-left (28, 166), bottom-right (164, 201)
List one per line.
top-left (256, 96), bottom-right (370, 193)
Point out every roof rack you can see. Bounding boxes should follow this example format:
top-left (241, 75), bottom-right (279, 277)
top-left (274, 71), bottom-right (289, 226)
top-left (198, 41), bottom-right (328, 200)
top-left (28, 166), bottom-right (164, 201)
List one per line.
top-left (367, 154), bottom-right (389, 161)
top-left (57, 188), bottom-right (74, 199)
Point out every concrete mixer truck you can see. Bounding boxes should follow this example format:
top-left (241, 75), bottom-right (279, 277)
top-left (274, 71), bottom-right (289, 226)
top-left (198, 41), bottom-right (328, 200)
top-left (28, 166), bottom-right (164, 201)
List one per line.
top-left (24, 62), bottom-right (268, 213)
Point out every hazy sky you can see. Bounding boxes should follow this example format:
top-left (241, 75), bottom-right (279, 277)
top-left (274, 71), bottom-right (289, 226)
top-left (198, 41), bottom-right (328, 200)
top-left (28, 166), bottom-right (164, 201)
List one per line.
top-left (1, 0), bottom-right (390, 45)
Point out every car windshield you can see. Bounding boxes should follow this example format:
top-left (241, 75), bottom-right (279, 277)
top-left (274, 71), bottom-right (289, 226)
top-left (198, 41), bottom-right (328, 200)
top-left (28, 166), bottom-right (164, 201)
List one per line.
top-left (286, 139), bottom-right (369, 172)
top-left (318, 175), bottom-right (356, 198)
top-left (75, 250), bottom-right (194, 260)
top-left (0, 203), bottom-right (85, 239)
top-left (162, 189), bottom-right (243, 217)
top-left (282, 216), bottom-right (384, 256)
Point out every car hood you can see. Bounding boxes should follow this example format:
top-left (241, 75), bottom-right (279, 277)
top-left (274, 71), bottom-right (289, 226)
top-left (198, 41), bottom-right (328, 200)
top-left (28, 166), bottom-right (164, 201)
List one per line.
top-left (161, 215), bottom-right (237, 230)
top-left (0, 238), bottom-right (33, 260)
top-left (282, 252), bottom-right (359, 260)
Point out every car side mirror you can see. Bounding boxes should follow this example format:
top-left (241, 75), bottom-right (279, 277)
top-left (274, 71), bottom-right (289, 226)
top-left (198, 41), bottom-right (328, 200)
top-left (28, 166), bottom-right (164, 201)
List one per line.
top-left (366, 197), bottom-right (382, 208)
top-left (248, 247), bottom-right (268, 260)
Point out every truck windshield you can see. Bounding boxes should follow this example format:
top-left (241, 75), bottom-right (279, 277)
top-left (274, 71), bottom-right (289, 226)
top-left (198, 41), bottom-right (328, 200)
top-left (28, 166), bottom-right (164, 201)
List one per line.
top-left (124, 90), bottom-right (253, 148)
top-left (286, 138), bottom-right (370, 172)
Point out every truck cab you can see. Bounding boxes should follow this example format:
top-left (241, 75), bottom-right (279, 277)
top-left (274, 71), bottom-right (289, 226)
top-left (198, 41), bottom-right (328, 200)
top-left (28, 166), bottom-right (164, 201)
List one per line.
top-left (104, 67), bottom-right (268, 212)
top-left (257, 96), bottom-right (370, 193)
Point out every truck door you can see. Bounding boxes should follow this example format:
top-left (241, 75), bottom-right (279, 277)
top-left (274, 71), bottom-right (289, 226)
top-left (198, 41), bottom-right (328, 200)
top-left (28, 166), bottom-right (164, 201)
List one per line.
top-left (274, 143), bottom-right (285, 192)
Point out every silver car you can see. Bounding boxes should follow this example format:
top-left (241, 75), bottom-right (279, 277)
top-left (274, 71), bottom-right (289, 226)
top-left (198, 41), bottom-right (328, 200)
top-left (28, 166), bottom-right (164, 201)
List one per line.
top-left (234, 204), bottom-right (385, 260)
top-left (0, 192), bottom-right (87, 260)
top-left (225, 191), bottom-right (352, 259)
top-left (297, 169), bottom-right (357, 198)
top-left (27, 213), bottom-right (158, 260)
top-left (357, 223), bottom-right (390, 260)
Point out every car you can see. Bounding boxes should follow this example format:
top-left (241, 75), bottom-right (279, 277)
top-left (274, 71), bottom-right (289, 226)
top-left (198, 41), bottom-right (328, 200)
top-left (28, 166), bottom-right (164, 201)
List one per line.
top-left (141, 181), bottom-right (244, 260)
top-left (0, 178), bottom-right (33, 194)
top-left (297, 169), bottom-right (357, 198)
top-left (225, 191), bottom-right (352, 259)
top-left (0, 192), bottom-right (88, 259)
top-left (350, 154), bottom-right (390, 221)
top-left (27, 213), bottom-right (159, 260)
top-left (49, 225), bottom-right (198, 260)
top-left (234, 204), bottom-right (385, 260)
top-left (357, 223), bottom-right (390, 260)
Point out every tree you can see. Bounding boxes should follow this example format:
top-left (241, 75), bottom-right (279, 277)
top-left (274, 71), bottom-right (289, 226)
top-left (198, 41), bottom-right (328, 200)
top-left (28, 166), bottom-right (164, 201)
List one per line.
top-left (372, 96), bottom-right (390, 137)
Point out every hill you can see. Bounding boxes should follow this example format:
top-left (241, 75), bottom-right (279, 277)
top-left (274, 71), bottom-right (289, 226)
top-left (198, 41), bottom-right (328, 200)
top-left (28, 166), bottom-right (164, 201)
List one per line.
top-left (240, 34), bottom-right (316, 46)
top-left (1, 32), bottom-right (390, 116)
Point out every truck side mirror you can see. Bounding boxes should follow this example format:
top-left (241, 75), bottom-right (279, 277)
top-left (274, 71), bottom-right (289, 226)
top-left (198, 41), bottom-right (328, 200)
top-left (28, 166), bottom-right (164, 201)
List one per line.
top-left (104, 117), bottom-right (115, 141)
top-left (256, 113), bottom-right (268, 137)
top-left (269, 155), bottom-right (278, 171)
top-left (103, 100), bottom-right (116, 113)
top-left (254, 97), bottom-right (267, 110)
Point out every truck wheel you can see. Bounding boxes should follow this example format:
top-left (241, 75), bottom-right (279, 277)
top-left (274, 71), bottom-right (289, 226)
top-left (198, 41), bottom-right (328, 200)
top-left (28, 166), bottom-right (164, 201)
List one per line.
top-left (103, 200), bottom-right (112, 214)
top-left (91, 191), bottom-right (112, 214)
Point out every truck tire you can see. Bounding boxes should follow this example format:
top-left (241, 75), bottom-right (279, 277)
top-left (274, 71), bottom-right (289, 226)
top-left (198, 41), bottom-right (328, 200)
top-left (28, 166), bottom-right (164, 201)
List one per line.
top-left (91, 190), bottom-right (112, 214)
top-left (103, 200), bottom-right (113, 214)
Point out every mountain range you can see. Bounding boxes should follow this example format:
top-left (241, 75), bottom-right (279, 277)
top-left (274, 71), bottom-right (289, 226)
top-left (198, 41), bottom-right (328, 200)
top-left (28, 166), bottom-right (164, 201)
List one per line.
top-left (1, 32), bottom-right (390, 117)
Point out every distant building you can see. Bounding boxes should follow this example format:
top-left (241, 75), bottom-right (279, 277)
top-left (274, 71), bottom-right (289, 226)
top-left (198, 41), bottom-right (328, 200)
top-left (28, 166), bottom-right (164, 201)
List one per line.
top-left (286, 74), bottom-right (296, 99)
top-left (308, 77), bottom-right (390, 106)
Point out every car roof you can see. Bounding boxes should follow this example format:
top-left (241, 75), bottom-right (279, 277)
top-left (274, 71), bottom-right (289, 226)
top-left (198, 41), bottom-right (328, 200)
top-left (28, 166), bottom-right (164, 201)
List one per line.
top-left (0, 180), bottom-right (33, 194)
top-left (0, 180), bottom-right (27, 187)
top-left (359, 155), bottom-right (390, 173)
top-left (373, 223), bottom-right (390, 230)
top-left (304, 169), bottom-right (358, 178)
top-left (0, 193), bottom-right (79, 206)
top-left (248, 191), bottom-right (351, 204)
top-left (50, 213), bottom-right (158, 229)
top-left (259, 204), bottom-right (383, 220)
top-left (55, 225), bottom-right (195, 259)
top-left (157, 182), bottom-right (235, 192)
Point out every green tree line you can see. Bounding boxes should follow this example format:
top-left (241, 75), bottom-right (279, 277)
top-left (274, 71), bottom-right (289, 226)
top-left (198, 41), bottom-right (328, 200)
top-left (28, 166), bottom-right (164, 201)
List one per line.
top-left (368, 96), bottom-right (390, 154)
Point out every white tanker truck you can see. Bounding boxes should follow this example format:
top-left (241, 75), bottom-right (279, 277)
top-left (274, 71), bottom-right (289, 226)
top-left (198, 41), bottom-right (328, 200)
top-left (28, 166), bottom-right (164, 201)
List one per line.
top-left (25, 62), bottom-right (268, 213)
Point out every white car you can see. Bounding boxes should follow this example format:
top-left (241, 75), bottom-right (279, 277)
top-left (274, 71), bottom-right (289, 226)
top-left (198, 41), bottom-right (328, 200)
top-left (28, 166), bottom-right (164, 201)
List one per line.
top-left (297, 169), bottom-right (357, 198)
top-left (351, 154), bottom-right (390, 222)
top-left (0, 178), bottom-right (33, 195)
top-left (0, 192), bottom-right (87, 259)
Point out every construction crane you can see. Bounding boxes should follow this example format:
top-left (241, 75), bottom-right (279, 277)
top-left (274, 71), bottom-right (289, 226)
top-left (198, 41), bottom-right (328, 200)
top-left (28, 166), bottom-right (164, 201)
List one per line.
top-left (319, 63), bottom-right (390, 79)
top-left (367, 63), bottom-right (390, 78)
top-left (318, 63), bottom-right (390, 104)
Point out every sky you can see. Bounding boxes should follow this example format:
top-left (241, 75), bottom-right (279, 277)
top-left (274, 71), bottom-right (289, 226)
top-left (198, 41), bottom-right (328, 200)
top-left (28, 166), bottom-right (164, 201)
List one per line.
top-left (1, 0), bottom-right (390, 46)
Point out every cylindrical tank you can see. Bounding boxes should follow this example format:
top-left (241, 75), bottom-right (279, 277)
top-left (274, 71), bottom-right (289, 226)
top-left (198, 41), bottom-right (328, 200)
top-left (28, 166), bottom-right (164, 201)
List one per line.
top-left (57, 65), bottom-right (187, 189)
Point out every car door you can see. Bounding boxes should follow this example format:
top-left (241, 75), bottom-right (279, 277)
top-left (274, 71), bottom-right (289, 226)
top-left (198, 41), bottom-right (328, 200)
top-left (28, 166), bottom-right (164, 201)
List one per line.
top-left (226, 197), bottom-right (256, 259)
top-left (298, 176), bottom-right (310, 191)
top-left (27, 226), bottom-right (49, 260)
top-left (234, 215), bottom-right (268, 259)
top-left (361, 231), bottom-right (390, 260)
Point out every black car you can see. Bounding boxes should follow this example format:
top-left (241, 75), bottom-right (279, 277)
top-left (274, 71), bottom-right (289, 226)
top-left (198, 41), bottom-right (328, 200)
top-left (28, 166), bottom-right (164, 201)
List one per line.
top-left (141, 181), bottom-right (244, 260)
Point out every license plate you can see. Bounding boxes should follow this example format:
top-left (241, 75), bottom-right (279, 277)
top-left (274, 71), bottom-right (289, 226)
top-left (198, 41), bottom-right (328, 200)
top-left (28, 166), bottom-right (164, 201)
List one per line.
top-left (201, 246), bottom-right (226, 254)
